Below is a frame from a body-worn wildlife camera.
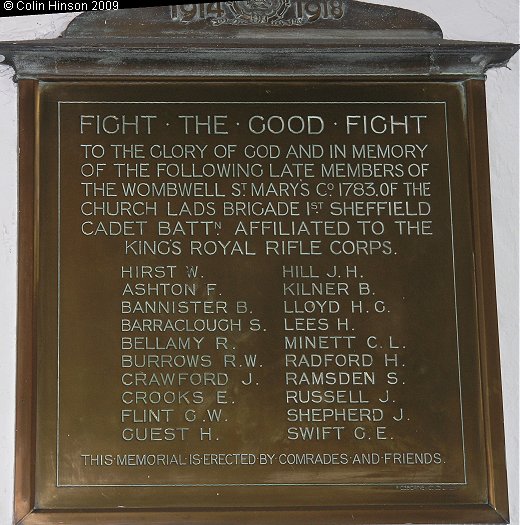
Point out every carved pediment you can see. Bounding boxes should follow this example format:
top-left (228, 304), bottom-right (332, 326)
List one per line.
top-left (62, 1), bottom-right (442, 39)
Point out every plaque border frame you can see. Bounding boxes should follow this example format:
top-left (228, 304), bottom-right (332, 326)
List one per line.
top-left (13, 77), bottom-right (509, 525)
top-left (55, 98), bottom-right (466, 490)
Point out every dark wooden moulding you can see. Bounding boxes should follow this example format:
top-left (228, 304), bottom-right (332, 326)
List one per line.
top-left (1, 2), bottom-right (518, 524)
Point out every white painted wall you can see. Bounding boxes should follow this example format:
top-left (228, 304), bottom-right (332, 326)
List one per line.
top-left (0, 4), bottom-right (517, 524)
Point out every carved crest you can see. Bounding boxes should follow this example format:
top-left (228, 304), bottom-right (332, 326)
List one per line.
top-left (227, 0), bottom-right (292, 24)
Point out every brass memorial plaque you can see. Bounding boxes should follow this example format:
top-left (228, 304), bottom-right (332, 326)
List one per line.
top-left (3, 2), bottom-right (517, 523)
top-left (36, 81), bottom-right (483, 509)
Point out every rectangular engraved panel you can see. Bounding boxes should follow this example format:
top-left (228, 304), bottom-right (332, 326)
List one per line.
top-left (35, 82), bottom-right (487, 510)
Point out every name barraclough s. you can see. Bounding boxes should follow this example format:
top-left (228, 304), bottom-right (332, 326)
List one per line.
top-left (121, 318), bottom-right (243, 332)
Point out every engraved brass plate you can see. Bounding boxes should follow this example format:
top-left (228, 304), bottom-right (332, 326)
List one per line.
top-left (30, 80), bottom-right (499, 517)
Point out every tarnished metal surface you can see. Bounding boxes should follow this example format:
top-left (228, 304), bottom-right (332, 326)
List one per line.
top-left (8, 2), bottom-right (517, 524)
top-left (0, 3), bottom-right (517, 78)
top-left (15, 79), bottom-right (506, 523)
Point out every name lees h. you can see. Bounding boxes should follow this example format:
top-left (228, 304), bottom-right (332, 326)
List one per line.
top-left (79, 113), bottom-right (428, 136)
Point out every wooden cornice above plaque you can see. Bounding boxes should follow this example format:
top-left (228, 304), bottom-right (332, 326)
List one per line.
top-left (0, 1), bottom-right (518, 78)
